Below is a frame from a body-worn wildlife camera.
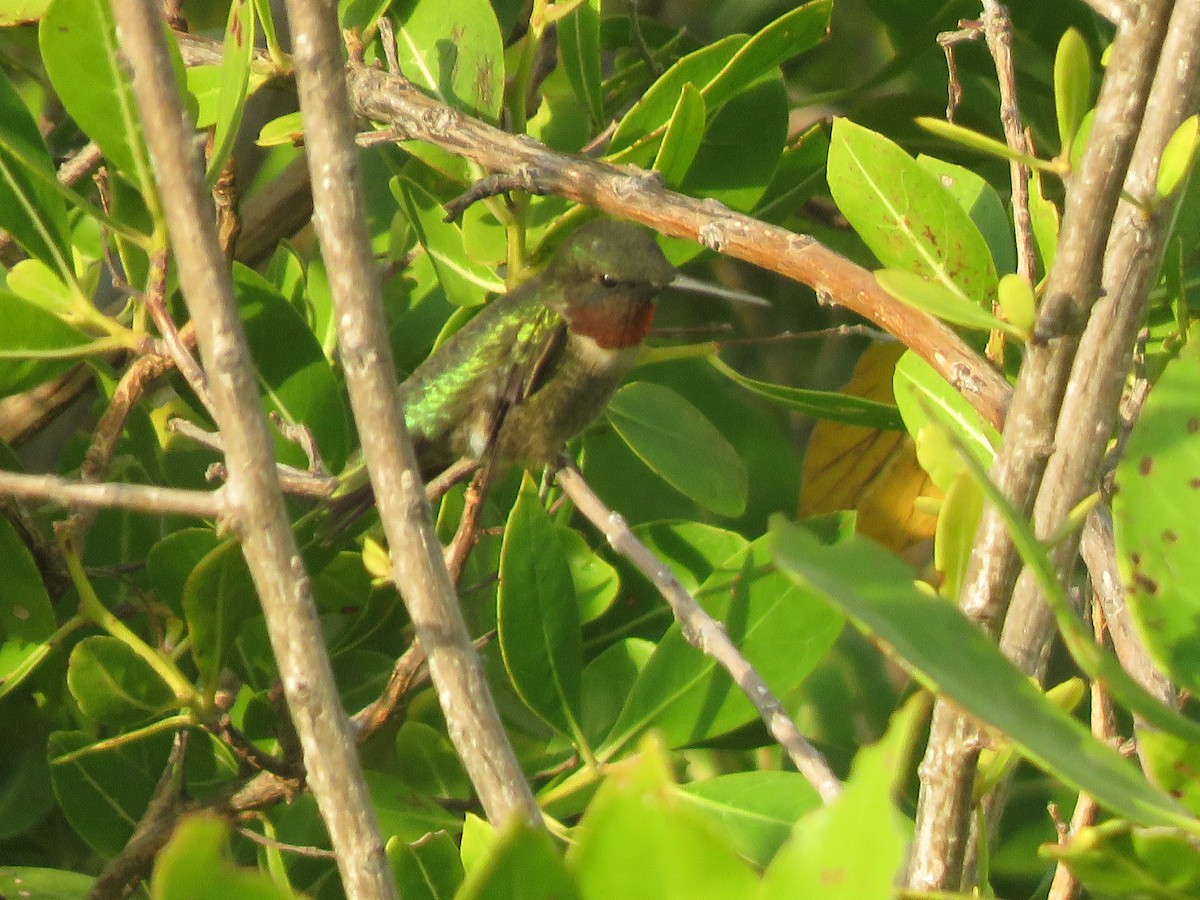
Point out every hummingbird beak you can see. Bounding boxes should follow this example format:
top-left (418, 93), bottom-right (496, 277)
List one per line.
top-left (668, 274), bottom-right (772, 308)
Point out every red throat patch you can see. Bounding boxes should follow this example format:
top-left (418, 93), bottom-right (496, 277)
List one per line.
top-left (566, 299), bottom-right (657, 349)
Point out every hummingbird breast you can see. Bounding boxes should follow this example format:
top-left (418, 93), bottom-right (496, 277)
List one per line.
top-left (481, 330), bottom-right (639, 466)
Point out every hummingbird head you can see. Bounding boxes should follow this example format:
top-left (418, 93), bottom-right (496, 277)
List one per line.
top-left (542, 220), bottom-right (676, 350)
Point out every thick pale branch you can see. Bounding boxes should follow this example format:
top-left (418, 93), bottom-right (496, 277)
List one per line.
top-left (283, 0), bottom-right (539, 831)
top-left (910, 0), bottom-right (1176, 889)
top-left (0, 471), bottom-right (226, 519)
top-left (108, 3), bottom-right (395, 898)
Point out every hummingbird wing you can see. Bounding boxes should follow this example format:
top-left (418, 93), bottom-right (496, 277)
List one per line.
top-left (473, 306), bottom-right (568, 465)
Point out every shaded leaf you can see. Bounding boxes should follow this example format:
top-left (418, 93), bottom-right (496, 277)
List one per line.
top-left (607, 382), bottom-right (747, 517)
top-left (0, 71), bottom-right (70, 268)
top-left (558, 0), bottom-right (603, 127)
top-left (67, 636), bottom-right (176, 727)
top-left (499, 477), bottom-right (585, 740)
top-left (40, 0), bottom-right (152, 187)
top-left (0, 516), bottom-right (57, 699)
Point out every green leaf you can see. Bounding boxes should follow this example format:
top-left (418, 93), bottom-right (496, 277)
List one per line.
top-left (339, 0), bottom-right (391, 31)
top-left (391, 0), bottom-right (504, 181)
top-left (0, 516), bottom-right (57, 699)
top-left (1158, 114), bottom-right (1199, 200)
top-left (711, 355), bottom-right (904, 430)
top-left (652, 82), bottom-right (705, 187)
top-left (394, 722), bottom-right (471, 801)
top-left (610, 0), bottom-right (828, 165)
top-left (996, 272), bottom-right (1036, 338)
top-left (770, 517), bottom-right (1195, 830)
top-left (579, 639), bottom-right (653, 748)
top-left (603, 538), bottom-right (843, 753)
top-left (207, 0), bottom-right (256, 186)
top-left (829, 119), bottom-right (999, 307)
top-left (933, 471), bottom-right (983, 601)
top-left (916, 116), bottom-right (1052, 173)
top-left (387, 830), bottom-right (464, 900)
top-left (1029, 170), bottom-right (1060, 276)
top-left (609, 36), bottom-right (743, 164)
top-left (49, 729), bottom-right (173, 859)
top-left (1114, 329), bottom-right (1200, 694)
top-left (0, 0), bottom-right (53, 23)
top-left (0, 71), bottom-right (70, 269)
top-left (7, 258), bottom-right (81, 317)
top-left (753, 125), bottom-right (829, 223)
top-left (897, 352), bottom-right (998, 487)
top-left (393, 0), bottom-right (503, 121)
top-left (40, 0), bottom-right (153, 189)
top-left (254, 110), bottom-right (304, 147)
top-left (679, 772), bottom-right (822, 868)
top-left (458, 821), bottom-right (578, 900)
top-left (151, 812), bottom-right (301, 899)
top-left (392, 178), bottom-right (505, 307)
top-left (498, 477), bottom-right (586, 741)
top-left (182, 541), bottom-right (259, 690)
top-left (558, 0), bottom-right (603, 127)
top-left (1044, 820), bottom-right (1200, 900)
top-left (917, 155), bottom-right (1017, 277)
top-left (0, 290), bottom-right (91, 397)
top-left (558, 526), bottom-right (620, 622)
top-left (876, 268), bottom-right (1017, 336)
top-left (146, 528), bottom-right (222, 619)
top-left (1141, 730), bottom-right (1200, 819)
top-left (672, 74), bottom-right (788, 217)
top-left (607, 382), bottom-right (747, 517)
top-left (364, 769), bottom-right (464, 841)
top-left (634, 522), bottom-right (750, 594)
top-left (701, 0), bottom-right (831, 111)
top-left (0, 867), bottom-right (94, 898)
top-left (568, 738), bottom-right (758, 898)
top-left (0, 703), bottom-right (54, 839)
top-left (235, 268), bottom-right (351, 471)
top-left (760, 695), bottom-right (919, 896)
top-left (67, 636), bottom-right (177, 727)
top-left (1054, 28), bottom-right (1093, 153)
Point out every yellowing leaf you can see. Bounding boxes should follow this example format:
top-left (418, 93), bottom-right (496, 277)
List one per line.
top-left (800, 343), bottom-right (940, 556)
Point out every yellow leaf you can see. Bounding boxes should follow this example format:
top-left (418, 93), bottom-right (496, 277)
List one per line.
top-left (800, 343), bottom-right (940, 557)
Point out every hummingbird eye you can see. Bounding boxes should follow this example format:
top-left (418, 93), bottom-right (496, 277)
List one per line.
top-left (598, 272), bottom-right (621, 288)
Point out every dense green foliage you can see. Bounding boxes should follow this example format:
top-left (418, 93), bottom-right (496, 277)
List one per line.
top-left (2, 0), bottom-right (1199, 897)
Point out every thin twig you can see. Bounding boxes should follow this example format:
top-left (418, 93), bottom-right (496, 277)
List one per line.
top-left (143, 250), bottom-right (211, 410)
top-left (167, 419), bottom-right (340, 498)
top-left (555, 463), bottom-right (842, 804)
top-left (237, 827), bottom-right (339, 860)
top-left (980, 1), bottom-right (1037, 289)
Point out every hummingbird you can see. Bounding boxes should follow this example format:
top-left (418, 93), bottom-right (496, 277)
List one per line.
top-left (398, 218), bottom-right (677, 478)
top-left (324, 219), bottom-right (763, 526)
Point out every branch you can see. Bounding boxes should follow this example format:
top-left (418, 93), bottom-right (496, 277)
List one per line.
top-left (107, 3), bottom-right (396, 898)
top-left (556, 464), bottom-right (842, 804)
top-left (0, 471), bottom-right (227, 519)
top-left (910, 0), bottom-right (1177, 888)
top-left (283, 0), bottom-right (539, 832)
top-left (173, 31), bottom-right (1010, 432)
